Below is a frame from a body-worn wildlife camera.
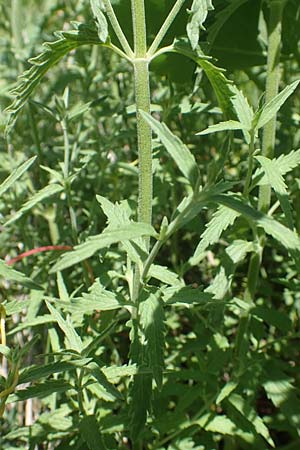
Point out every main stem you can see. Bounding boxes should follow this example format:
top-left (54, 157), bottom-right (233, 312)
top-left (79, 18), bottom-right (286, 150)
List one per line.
top-left (131, 0), bottom-right (152, 306)
top-left (131, 0), bottom-right (152, 230)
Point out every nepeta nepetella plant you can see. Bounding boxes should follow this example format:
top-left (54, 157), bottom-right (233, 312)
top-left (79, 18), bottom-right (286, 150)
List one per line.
top-left (1, 0), bottom-right (300, 448)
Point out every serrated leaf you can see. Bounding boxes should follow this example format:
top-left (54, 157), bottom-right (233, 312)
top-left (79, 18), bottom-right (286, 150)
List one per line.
top-left (148, 264), bottom-right (181, 286)
top-left (253, 149), bottom-right (300, 185)
top-left (46, 301), bottom-right (83, 353)
top-left (226, 240), bottom-right (255, 264)
top-left (211, 194), bottom-right (300, 262)
top-left (102, 364), bottom-right (138, 383)
top-left (51, 222), bottom-right (156, 272)
top-left (7, 380), bottom-right (72, 403)
top-left (5, 183), bottom-right (64, 226)
top-left (86, 362), bottom-right (123, 401)
top-left (196, 120), bottom-right (246, 135)
top-left (255, 155), bottom-right (293, 229)
top-left (129, 318), bottom-right (152, 441)
top-left (66, 279), bottom-right (130, 314)
top-left (0, 259), bottom-right (40, 289)
top-left (255, 80), bottom-right (300, 130)
top-left (140, 111), bottom-right (199, 186)
top-left (187, 0), bottom-right (214, 50)
top-left (139, 288), bottom-right (165, 390)
top-left (96, 195), bottom-right (147, 263)
top-left (19, 358), bottom-right (92, 384)
top-left (216, 381), bottom-right (238, 404)
top-left (79, 416), bottom-right (107, 450)
top-left (190, 205), bottom-right (239, 266)
top-left (163, 285), bottom-right (213, 306)
top-left (197, 413), bottom-right (237, 435)
top-left (0, 156), bottom-right (36, 197)
top-left (129, 370), bottom-right (152, 442)
top-left (230, 85), bottom-right (254, 143)
top-left (7, 315), bottom-right (53, 335)
top-left (6, 22), bottom-right (108, 130)
top-left (252, 306), bottom-right (292, 332)
top-left (168, 40), bottom-right (236, 118)
top-left (90, 0), bottom-right (108, 43)
top-left (228, 394), bottom-right (275, 446)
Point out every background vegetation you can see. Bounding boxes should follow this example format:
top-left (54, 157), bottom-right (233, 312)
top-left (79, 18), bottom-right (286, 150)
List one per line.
top-left (0, 0), bottom-right (300, 449)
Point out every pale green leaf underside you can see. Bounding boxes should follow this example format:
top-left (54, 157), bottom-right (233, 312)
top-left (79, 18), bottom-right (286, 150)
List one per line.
top-left (254, 149), bottom-right (300, 183)
top-left (90, 0), bottom-right (108, 43)
top-left (226, 240), bottom-right (255, 264)
top-left (196, 120), bottom-right (246, 135)
top-left (5, 183), bottom-right (64, 226)
top-left (51, 222), bottom-right (157, 272)
top-left (0, 156), bottom-right (36, 197)
top-left (187, 0), bottom-right (214, 50)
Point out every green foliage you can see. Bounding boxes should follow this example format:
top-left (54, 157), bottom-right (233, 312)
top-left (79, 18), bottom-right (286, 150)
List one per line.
top-left (1, 0), bottom-right (300, 449)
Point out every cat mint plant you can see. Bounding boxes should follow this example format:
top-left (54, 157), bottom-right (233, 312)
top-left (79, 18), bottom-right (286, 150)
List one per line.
top-left (1, 0), bottom-right (300, 448)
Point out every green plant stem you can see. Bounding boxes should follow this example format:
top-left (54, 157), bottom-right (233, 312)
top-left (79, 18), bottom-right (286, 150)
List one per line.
top-left (148, 0), bottom-right (186, 57)
top-left (244, 0), bottom-right (284, 303)
top-left (130, 0), bottom-right (152, 307)
top-left (258, 0), bottom-right (285, 213)
top-left (243, 132), bottom-right (255, 197)
top-left (102, 0), bottom-right (134, 57)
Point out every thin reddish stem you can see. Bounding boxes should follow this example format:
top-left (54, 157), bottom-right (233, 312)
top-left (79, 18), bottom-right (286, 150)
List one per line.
top-left (6, 245), bottom-right (73, 265)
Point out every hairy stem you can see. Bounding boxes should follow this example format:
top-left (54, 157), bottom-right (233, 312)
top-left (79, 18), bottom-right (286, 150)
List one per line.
top-left (131, 0), bottom-right (152, 235)
top-left (130, 0), bottom-right (152, 308)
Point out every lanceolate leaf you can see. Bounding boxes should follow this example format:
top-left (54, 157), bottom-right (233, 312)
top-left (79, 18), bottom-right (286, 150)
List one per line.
top-left (254, 80), bottom-right (300, 130)
top-left (51, 222), bottom-right (157, 272)
top-left (228, 394), bottom-right (275, 446)
top-left (196, 120), bottom-right (246, 135)
top-left (0, 156), bottom-right (36, 197)
top-left (46, 301), bottom-right (83, 353)
top-left (139, 288), bottom-right (165, 390)
top-left (230, 85), bottom-right (254, 143)
top-left (187, 0), bottom-right (214, 50)
top-left (5, 183), bottom-right (64, 226)
top-left (90, 0), bottom-right (108, 43)
top-left (211, 194), bottom-right (300, 262)
top-left (0, 259), bottom-right (40, 289)
top-left (253, 149), bottom-right (300, 184)
top-left (79, 415), bottom-right (107, 450)
top-left (140, 111), bottom-right (199, 186)
top-left (6, 22), bottom-right (110, 130)
top-left (168, 40), bottom-right (236, 118)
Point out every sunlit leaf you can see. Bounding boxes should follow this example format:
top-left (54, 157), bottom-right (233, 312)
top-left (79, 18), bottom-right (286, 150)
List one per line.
top-left (0, 156), bottom-right (36, 197)
top-left (5, 184), bottom-right (64, 226)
